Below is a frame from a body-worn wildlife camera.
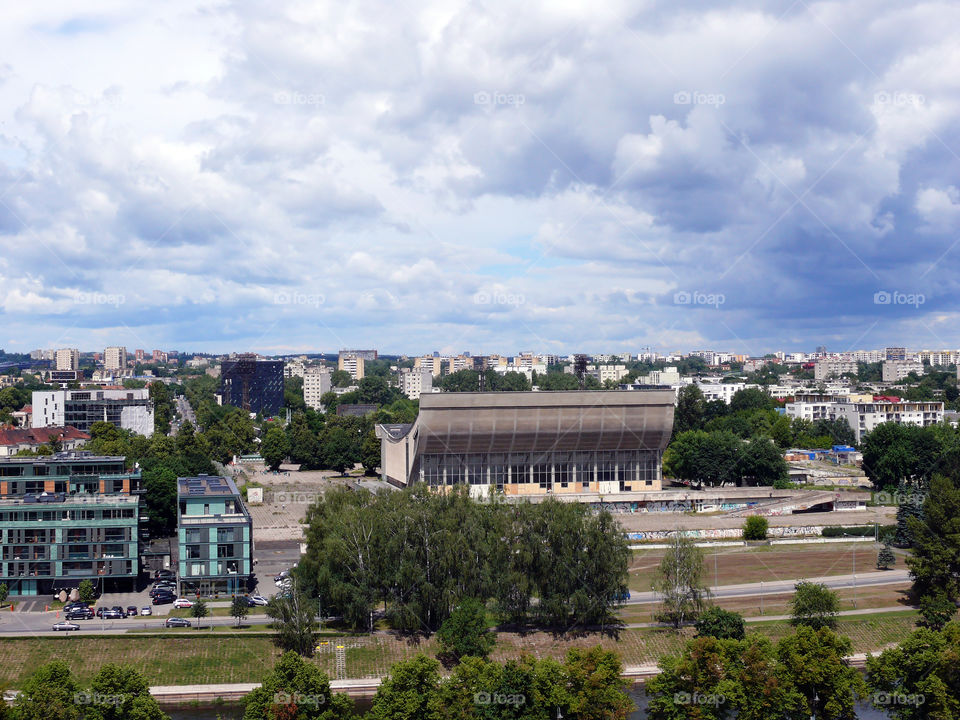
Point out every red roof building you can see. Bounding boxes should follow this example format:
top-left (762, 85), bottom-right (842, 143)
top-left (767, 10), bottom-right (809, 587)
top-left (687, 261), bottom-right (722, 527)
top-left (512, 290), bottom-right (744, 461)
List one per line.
top-left (0, 426), bottom-right (90, 457)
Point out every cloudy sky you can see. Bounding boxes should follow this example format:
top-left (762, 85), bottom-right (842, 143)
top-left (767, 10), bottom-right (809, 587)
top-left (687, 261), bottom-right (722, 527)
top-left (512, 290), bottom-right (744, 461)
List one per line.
top-left (1, 0), bottom-right (959, 357)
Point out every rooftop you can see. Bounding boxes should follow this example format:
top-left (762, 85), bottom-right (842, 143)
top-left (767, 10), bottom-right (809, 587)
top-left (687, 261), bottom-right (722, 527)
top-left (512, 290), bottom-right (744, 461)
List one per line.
top-left (0, 450), bottom-right (125, 464)
top-left (0, 426), bottom-right (89, 447)
top-left (178, 474), bottom-right (242, 498)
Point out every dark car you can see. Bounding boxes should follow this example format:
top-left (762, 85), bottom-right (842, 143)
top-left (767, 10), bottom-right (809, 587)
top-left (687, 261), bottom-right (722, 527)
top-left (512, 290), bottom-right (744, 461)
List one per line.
top-left (149, 586), bottom-right (176, 598)
top-left (152, 594), bottom-right (175, 606)
top-left (155, 569), bottom-right (176, 580)
top-left (111, 605), bottom-right (126, 617)
top-left (101, 609), bottom-right (123, 619)
top-left (164, 617), bottom-right (191, 628)
top-left (126, 606), bottom-right (138, 616)
top-left (65, 608), bottom-right (94, 620)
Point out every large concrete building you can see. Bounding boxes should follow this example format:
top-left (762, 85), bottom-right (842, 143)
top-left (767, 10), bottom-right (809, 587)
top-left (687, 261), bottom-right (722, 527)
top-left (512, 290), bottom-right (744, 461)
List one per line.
top-left (882, 360), bottom-right (924, 383)
top-left (398, 368), bottom-right (433, 399)
top-left (32, 388), bottom-right (155, 435)
top-left (785, 397), bottom-right (944, 442)
top-left (303, 369), bottom-right (332, 410)
top-left (177, 475), bottom-right (253, 596)
top-left (55, 348), bottom-right (80, 372)
top-left (220, 354), bottom-right (284, 415)
top-left (0, 452), bottom-right (143, 596)
top-left (338, 351), bottom-right (366, 381)
top-left (376, 390), bottom-right (674, 498)
top-left (104, 346), bottom-right (127, 371)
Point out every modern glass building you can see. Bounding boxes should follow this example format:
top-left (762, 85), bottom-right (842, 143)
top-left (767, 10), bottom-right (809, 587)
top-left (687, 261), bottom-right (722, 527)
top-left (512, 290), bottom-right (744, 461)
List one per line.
top-left (177, 475), bottom-right (253, 597)
top-left (0, 452), bottom-right (143, 596)
top-left (377, 390), bottom-right (675, 498)
top-left (220, 354), bottom-right (284, 416)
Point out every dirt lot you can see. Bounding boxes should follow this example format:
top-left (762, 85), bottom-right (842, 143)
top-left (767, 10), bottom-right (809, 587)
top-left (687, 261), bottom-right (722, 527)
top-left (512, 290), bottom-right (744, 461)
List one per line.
top-left (629, 542), bottom-right (906, 591)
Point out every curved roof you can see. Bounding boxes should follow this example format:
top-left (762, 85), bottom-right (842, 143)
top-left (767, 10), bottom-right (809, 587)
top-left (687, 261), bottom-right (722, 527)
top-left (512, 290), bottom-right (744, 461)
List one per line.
top-left (384, 390), bottom-right (674, 455)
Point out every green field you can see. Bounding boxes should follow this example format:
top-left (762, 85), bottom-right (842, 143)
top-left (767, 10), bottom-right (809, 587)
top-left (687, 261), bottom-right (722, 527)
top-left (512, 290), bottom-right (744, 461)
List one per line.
top-left (0, 613), bottom-right (921, 688)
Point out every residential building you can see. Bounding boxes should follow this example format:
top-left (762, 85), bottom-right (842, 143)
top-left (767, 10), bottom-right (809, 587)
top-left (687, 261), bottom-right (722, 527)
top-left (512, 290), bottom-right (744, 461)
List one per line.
top-left (55, 348), bottom-right (80, 372)
top-left (32, 388), bottom-right (155, 435)
top-left (399, 368), bottom-right (433, 400)
top-left (916, 350), bottom-right (959, 367)
top-left (785, 397), bottom-right (944, 443)
top-left (177, 475), bottom-right (253, 596)
top-left (283, 359), bottom-right (306, 378)
top-left (0, 426), bottom-right (89, 457)
top-left (303, 369), bottom-right (332, 410)
top-left (885, 347), bottom-right (908, 362)
top-left (376, 390), bottom-right (674, 498)
top-left (339, 349), bottom-right (378, 361)
top-left (882, 360), bottom-right (924, 383)
top-left (10, 405), bottom-right (32, 427)
top-left (220, 355), bottom-right (284, 415)
top-left (152, 350), bottom-right (168, 363)
top-left (134, 349), bottom-right (146, 362)
top-left (593, 364), bottom-right (629, 384)
top-left (414, 355), bottom-right (444, 376)
top-left (814, 359), bottom-right (858, 381)
top-left (447, 355), bottom-right (473, 374)
top-left (0, 452), bottom-right (143, 596)
top-left (103, 347), bottom-right (127, 371)
top-left (338, 351), bottom-right (366, 381)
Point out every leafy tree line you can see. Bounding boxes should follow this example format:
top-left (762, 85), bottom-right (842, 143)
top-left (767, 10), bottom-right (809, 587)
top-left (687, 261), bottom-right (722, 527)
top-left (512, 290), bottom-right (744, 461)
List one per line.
top-left (436, 368), bottom-right (533, 392)
top-left (296, 486), bottom-right (630, 632)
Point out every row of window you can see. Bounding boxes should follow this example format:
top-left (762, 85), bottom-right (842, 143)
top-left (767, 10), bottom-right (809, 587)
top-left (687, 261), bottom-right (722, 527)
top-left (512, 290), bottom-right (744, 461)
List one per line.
top-left (184, 543), bottom-right (242, 559)
top-left (183, 527), bottom-right (244, 543)
top-left (0, 509), bottom-right (136, 522)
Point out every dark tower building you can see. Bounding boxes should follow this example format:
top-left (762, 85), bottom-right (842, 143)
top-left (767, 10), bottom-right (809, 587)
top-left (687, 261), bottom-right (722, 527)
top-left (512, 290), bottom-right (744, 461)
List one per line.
top-left (220, 354), bottom-right (284, 415)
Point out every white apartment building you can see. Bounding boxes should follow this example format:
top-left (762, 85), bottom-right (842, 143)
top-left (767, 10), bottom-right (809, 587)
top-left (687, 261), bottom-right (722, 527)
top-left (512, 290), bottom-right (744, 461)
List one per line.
top-left (785, 398), bottom-right (944, 443)
top-left (593, 364), bottom-right (629, 384)
top-left (916, 350), bottom-right (959, 367)
top-left (284, 359), bottom-right (306, 378)
top-left (399, 368), bottom-right (433, 399)
top-left (814, 359), bottom-right (858, 381)
top-left (447, 356), bottom-right (472, 374)
top-left (414, 356), bottom-right (444, 376)
top-left (303, 369), bottom-right (332, 410)
top-left (493, 363), bottom-right (545, 381)
top-left (882, 360), bottom-right (924, 383)
top-left (646, 367), bottom-right (681, 386)
top-left (32, 388), bottom-right (155, 435)
top-left (55, 348), bottom-right (80, 371)
top-left (104, 346), bottom-right (127, 371)
top-left (851, 350), bottom-right (885, 363)
top-left (697, 381), bottom-right (748, 404)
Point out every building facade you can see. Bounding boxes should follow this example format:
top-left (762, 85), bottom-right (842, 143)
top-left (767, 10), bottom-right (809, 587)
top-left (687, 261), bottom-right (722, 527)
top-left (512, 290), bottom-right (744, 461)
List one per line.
top-left (398, 368), bottom-right (433, 399)
top-left (785, 398), bottom-right (944, 442)
top-left (220, 355), bottom-right (284, 415)
top-left (338, 352), bottom-right (366, 380)
top-left (377, 390), bottom-right (674, 498)
top-left (55, 348), bottom-right (80, 372)
top-left (177, 476), bottom-right (253, 597)
top-left (32, 388), bottom-right (155, 435)
top-left (0, 427), bottom-right (89, 457)
top-left (0, 452), bottom-right (143, 596)
top-left (303, 369), bottom-right (332, 410)
top-left (882, 360), bottom-right (924, 383)
top-left (814, 360), bottom-right (858, 381)
top-left (104, 347), bottom-right (127, 371)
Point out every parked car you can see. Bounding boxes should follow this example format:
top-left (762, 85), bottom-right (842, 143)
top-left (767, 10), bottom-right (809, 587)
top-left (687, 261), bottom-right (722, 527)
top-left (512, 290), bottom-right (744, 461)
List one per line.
top-left (63, 601), bottom-right (89, 612)
top-left (52, 621), bottom-right (80, 631)
top-left (95, 607), bottom-right (105, 618)
top-left (173, 598), bottom-right (193, 609)
top-left (102, 609), bottom-right (123, 619)
top-left (248, 595), bottom-right (269, 606)
top-left (152, 594), bottom-right (175, 606)
top-left (140, 607), bottom-right (152, 616)
top-left (126, 606), bottom-right (138, 616)
top-left (111, 606), bottom-right (126, 617)
top-left (155, 569), bottom-right (176, 580)
top-left (150, 586), bottom-right (176, 598)
top-left (164, 617), bottom-right (191, 628)
top-left (274, 570), bottom-right (290, 583)
top-left (65, 608), bottom-right (94, 620)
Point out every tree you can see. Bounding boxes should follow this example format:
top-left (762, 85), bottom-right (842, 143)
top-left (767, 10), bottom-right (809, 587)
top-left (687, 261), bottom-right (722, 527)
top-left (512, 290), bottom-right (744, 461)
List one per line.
top-left (287, 412), bottom-right (321, 469)
top-left (918, 590), bottom-right (956, 631)
top-left (267, 582), bottom-right (318, 656)
top-left (652, 534), bottom-right (711, 628)
top-left (149, 381), bottom-right (173, 436)
top-left (0, 583), bottom-right (7, 603)
top-left (318, 425), bottom-right (357, 475)
top-left (436, 597), bottom-right (496, 662)
top-left (85, 664), bottom-right (169, 720)
top-left (729, 387), bottom-right (774, 413)
top-left (666, 430), bottom-right (743, 487)
top-left (672, 385), bottom-right (705, 436)
top-left (740, 436), bottom-right (789, 486)
top-left (231, 596), bottom-right (249, 627)
top-left (14, 660), bottom-right (83, 720)
top-left (142, 466), bottom-right (178, 537)
top-left (360, 430), bottom-right (380, 476)
top-left (742, 515), bottom-right (769, 541)
top-left (190, 599), bottom-right (209, 629)
top-left (319, 391), bottom-right (339, 411)
top-left (694, 607), bottom-right (745, 640)
top-left (877, 545), bottom-right (896, 570)
top-left (261, 426), bottom-right (290, 471)
top-left (330, 370), bottom-right (352, 388)
top-left (866, 623), bottom-right (960, 720)
top-left (243, 651), bottom-right (354, 720)
top-left (366, 655), bottom-right (443, 720)
top-left (908, 475), bottom-right (960, 604)
top-left (78, 579), bottom-right (96, 603)
top-left (790, 581), bottom-right (839, 630)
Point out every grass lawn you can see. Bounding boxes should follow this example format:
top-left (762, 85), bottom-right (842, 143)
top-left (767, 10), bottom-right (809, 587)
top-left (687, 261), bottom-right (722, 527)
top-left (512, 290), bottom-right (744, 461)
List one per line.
top-left (630, 542), bottom-right (904, 592)
top-left (0, 612), bottom-right (922, 687)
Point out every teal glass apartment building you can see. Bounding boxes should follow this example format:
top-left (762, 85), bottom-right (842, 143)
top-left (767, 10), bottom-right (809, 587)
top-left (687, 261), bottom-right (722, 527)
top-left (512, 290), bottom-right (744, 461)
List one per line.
top-left (0, 452), bottom-right (143, 596)
top-left (177, 475), bottom-right (253, 596)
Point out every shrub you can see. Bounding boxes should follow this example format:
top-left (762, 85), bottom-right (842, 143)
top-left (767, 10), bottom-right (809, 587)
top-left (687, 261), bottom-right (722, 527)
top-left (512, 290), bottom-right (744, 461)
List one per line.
top-left (694, 607), bottom-right (745, 640)
top-left (743, 515), bottom-right (769, 541)
top-left (791, 581), bottom-right (840, 630)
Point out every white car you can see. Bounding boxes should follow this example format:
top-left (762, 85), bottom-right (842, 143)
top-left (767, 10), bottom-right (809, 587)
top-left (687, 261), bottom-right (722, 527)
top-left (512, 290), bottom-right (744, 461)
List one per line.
top-left (140, 607), bottom-right (152, 616)
top-left (249, 595), bottom-right (269, 606)
top-left (173, 598), bottom-right (194, 609)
